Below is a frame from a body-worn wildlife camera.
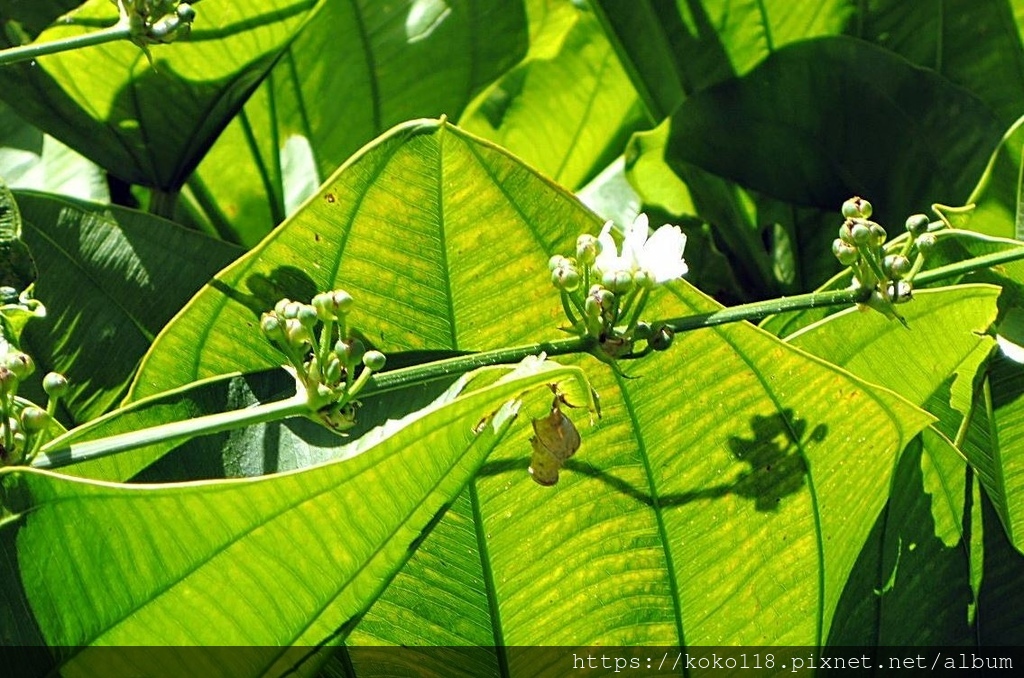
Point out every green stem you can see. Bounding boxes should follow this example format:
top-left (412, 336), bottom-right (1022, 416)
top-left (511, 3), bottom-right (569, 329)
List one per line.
top-left (149, 188), bottom-right (180, 220)
top-left (26, 246), bottom-right (1024, 471)
top-left (32, 393), bottom-right (309, 470)
top-left (0, 24), bottom-right (131, 66)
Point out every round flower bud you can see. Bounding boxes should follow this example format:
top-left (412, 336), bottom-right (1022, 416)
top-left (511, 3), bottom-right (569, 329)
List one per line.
top-left (850, 222), bottom-right (872, 246)
top-left (576, 234), bottom-right (601, 266)
top-left (548, 255), bottom-right (568, 272)
top-left (362, 350), bottom-right (387, 372)
top-left (260, 312), bottom-right (287, 344)
top-left (916, 233), bottom-right (936, 253)
top-left (905, 213), bottom-right (930, 236)
top-left (595, 288), bottom-right (616, 312)
top-left (841, 196), bottom-right (872, 219)
top-left (296, 304), bottom-right (319, 328)
top-left (177, 3), bottom-right (196, 22)
top-left (4, 352), bottom-right (34, 381)
top-left (602, 268), bottom-right (633, 294)
top-left (20, 406), bottom-right (48, 434)
top-left (649, 325), bottom-right (674, 351)
top-left (633, 321), bottom-right (653, 341)
top-left (584, 295), bottom-right (602, 319)
top-left (284, 318), bottom-right (312, 347)
top-left (870, 223), bottom-right (887, 245)
top-left (328, 290), bottom-right (354, 315)
top-left (839, 220), bottom-right (855, 244)
top-left (834, 242), bottom-right (859, 266)
top-left (42, 372), bottom-right (69, 398)
top-left (887, 280), bottom-right (913, 303)
top-left (633, 270), bottom-right (654, 290)
top-left (885, 254), bottom-right (912, 279)
top-left (0, 365), bottom-right (14, 389)
top-left (274, 298), bottom-right (293, 315)
top-left (336, 338), bottom-right (366, 366)
top-left (551, 264), bottom-right (580, 292)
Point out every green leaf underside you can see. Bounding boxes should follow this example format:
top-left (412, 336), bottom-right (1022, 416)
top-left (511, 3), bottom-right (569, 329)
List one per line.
top-left (460, 2), bottom-right (646, 192)
top-left (0, 0), bottom-right (318, 188)
top-left (13, 191), bottom-right (242, 424)
top-left (0, 359), bottom-right (588, 675)
top-left (129, 118), bottom-right (599, 401)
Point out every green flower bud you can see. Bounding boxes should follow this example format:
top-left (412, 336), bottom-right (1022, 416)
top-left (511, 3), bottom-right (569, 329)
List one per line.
top-left (649, 325), bottom-right (674, 351)
top-left (584, 295), bottom-right (602, 319)
top-left (633, 321), bottom-right (653, 341)
top-left (285, 318), bottom-right (312, 347)
top-left (833, 241), bottom-right (859, 266)
top-left (177, 2), bottom-right (196, 22)
top-left (850, 222), bottom-right (872, 246)
top-left (905, 213), bottom-right (930, 236)
top-left (916, 233), bottom-right (936, 253)
top-left (885, 254), bottom-right (911, 278)
top-left (324, 356), bottom-right (344, 384)
top-left (595, 288), bottom-right (615, 312)
top-left (42, 372), bottom-right (69, 398)
top-left (633, 270), bottom-right (654, 290)
top-left (296, 304), bottom-right (319, 328)
top-left (0, 366), bottom-right (16, 389)
top-left (4, 352), bottom-right (34, 381)
top-left (335, 338), bottom-right (365, 366)
top-left (841, 196), bottom-right (872, 219)
top-left (887, 280), bottom-right (913, 303)
top-left (551, 264), bottom-right (580, 292)
top-left (260, 312), bottom-right (287, 344)
top-left (328, 290), bottom-right (354, 315)
top-left (839, 220), bottom-right (855, 244)
top-left (576, 234), bottom-right (601, 266)
top-left (870, 222), bottom-right (887, 245)
top-left (273, 298), bottom-right (292, 315)
top-left (20, 406), bottom-right (48, 434)
top-left (602, 269), bottom-right (633, 294)
top-left (362, 350), bottom-right (386, 371)
top-left (548, 254), bottom-right (568, 272)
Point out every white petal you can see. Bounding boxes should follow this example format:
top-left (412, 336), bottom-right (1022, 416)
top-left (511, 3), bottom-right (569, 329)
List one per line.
top-left (642, 225), bottom-right (688, 283)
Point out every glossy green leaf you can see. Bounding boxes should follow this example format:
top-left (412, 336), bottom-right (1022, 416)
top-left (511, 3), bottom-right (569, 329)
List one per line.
top-left (112, 117), bottom-right (937, 650)
top-left (189, 0), bottom-right (527, 244)
top-left (590, 0), bottom-right (849, 118)
top-left (460, 1), bottom-right (646, 191)
top-left (13, 191), bottom-right (242, 424)
top-left (845, 0), bottom-right (1024, 128)
top-left (0, 0), bottom-right (319, 189)
top-left (0, 358), bottom-right (588, 675)
top-left (667, 37), bottom-right (1004, 223)
top-left (130, 118), bottom-right (595, 399)
top-left (969, 354), bottom-right (1024, 553)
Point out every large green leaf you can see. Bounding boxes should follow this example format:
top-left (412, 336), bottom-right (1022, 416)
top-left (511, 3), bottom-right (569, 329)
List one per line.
top-left (0, 357), bottom-right (588, 675)
top-left (189, 0), bottom-right (528, 245)
top-left (590, 0), bottom-right (849, 118)
top-left (14, 191), bottom-right (242, 424)
top-left (460, 1), bottom-right (646, 192)
top-left (845, 0), bottom-right (1024, 128)
top-left (962, 114), bottom-right (1024, 240)
top-left (110, 118), bottom-right (938, 652)
top-left (667, 37), bottom-right (1004, 224)
top-left (0, 0), bottom-right (320, 189)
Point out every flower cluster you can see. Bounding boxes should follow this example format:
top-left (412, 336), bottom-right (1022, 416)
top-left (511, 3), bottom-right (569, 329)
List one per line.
top-left (551, 214), bottom-right (687, 357)
top-left (260, 290), bottom-right (386, 433)
top-left (0, 349), bottom-right (67, 467)
top-left (831, 197), bottom-right (937, 323)
top-left (112, 0), bottom-right (196, 50)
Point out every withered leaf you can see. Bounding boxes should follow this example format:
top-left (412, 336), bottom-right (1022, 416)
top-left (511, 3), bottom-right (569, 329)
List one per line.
top-left (528, 395), bottom-right (580, 486)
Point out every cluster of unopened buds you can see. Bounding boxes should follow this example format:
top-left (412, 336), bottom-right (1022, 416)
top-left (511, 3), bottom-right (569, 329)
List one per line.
top-left (0, 349), bottom-right (68, 467)
top-left (550, 214), bottom-right (688, 359)
top-left (260, 289), bottom-right (386, 433)
top-left (112, 0), bottom-right (196, 48)
top-left (831, 197), bottom-right (936, 324)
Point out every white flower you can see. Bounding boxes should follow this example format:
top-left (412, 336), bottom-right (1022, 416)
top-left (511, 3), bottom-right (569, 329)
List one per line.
top-left (594, 213), bottom-right (688, 285)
